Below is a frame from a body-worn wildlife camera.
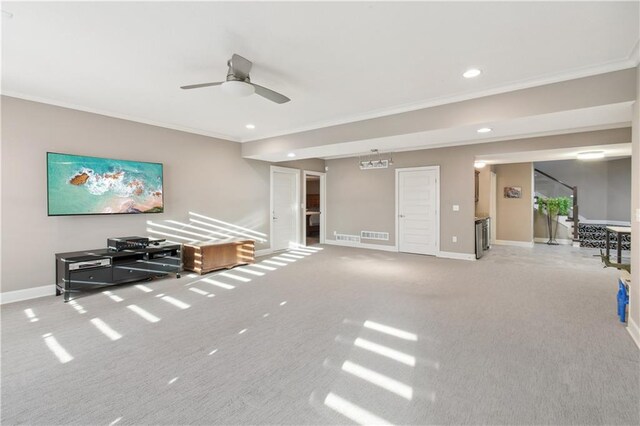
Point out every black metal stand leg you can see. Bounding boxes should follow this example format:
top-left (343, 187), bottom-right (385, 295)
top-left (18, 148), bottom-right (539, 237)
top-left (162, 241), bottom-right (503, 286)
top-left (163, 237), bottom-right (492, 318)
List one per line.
top-left (605, 229), bottom-right (611, 260)
top-left (617, 234), bottom-right (622, 263)
top-left (64, 290), bottom-right (70, 303)
top-left (56, 286), bottom-right (61, 296)
top-left (176, 273), bottom-right (181, 278)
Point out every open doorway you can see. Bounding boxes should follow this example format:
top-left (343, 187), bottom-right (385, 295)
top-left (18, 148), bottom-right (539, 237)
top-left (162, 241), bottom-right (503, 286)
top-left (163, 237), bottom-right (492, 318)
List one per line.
top-left (303, 171), bottom-right (326, 246)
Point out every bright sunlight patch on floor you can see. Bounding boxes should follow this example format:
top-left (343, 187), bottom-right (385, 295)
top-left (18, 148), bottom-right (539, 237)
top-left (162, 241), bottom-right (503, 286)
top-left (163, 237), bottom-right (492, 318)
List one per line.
top-left (324, 392), bottom-right (394, 426)
top-left (353, 338), bottom-right (416, 366)
top-left (363, 320), bottom-right (418, 341)
top-left (42, 333), bottom-right (73, 364)
top-left (127, 305), bottom-right (160, 323)
top-left (90, 318), bottom-right (122, 341)
top-left (341, 360), bottom-right (413, 400)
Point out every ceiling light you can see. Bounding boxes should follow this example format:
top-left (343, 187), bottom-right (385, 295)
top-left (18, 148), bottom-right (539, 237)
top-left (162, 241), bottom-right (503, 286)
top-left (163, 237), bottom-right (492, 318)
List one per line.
top-left (221, 81), bottom-right (255, 97)
top-left (463, 68), bottom-right (482, 78)
top-left (577, 151), bottom-right (605, 160)
top-left (287, 153), bottom-right (296, 158)
top-left (245, 124), bottom-right (255, 129)
top-left (477, 127), bottom-right (492, 134)
top-left (474, 161), bottom-right (486, 169)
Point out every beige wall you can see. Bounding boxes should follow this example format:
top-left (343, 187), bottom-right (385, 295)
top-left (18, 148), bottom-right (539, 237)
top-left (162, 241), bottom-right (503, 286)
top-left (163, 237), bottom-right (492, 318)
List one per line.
top-left (327, 147), bottom-right (475, 252)
top-left (0, 96), bottom-right (316, 294)
top-left (494, 163), bottom-right (534, 243)
top-left (326, 128), bottom-right (630, 255)
top-left (630, 65), bottom-right (640, 339)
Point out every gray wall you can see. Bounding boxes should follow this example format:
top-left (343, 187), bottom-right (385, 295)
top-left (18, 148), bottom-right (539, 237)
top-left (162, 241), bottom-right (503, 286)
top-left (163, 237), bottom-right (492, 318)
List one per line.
top-left (325, 128), bottom-right (631, 256)
top-left (535, 158), bottom-right (631, 222)
top-left (494, 163), bottom-right (533, 243)
top-left (0, 96), bottom-right (316, 293)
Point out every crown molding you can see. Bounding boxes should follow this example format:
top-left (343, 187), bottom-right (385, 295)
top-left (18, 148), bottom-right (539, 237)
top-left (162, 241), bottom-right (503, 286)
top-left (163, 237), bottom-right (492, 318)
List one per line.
top-left (240, 57), bottom-right (639, 143)
top-left (629, 38), bottom-right (640, 66)
top-left (0, 91), bottom-right (241, 142)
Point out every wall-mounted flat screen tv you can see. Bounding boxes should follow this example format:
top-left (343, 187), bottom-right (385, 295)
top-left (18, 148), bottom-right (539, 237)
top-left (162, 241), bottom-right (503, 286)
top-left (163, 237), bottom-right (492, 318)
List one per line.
top-left (47, 152), bottom-right (164, 216)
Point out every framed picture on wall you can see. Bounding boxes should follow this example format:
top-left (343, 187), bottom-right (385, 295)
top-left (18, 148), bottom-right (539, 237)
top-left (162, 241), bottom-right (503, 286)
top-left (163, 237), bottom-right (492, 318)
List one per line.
top-left (504, 186), bottom-right (522, 199)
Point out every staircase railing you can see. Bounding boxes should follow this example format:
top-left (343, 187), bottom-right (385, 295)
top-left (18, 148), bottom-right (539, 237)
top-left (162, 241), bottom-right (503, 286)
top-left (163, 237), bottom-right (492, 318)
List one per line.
top-left (534, 168), bottom-right (579, 241)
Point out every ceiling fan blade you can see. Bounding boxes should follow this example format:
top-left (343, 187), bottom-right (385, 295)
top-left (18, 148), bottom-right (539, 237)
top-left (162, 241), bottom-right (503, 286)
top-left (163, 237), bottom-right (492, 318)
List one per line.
top-left (229, 54), bottom-right (253, 80)
top-left (180, 82), bottom-right (223, 90)
top-left (250, 83), bottom-right (290, 104)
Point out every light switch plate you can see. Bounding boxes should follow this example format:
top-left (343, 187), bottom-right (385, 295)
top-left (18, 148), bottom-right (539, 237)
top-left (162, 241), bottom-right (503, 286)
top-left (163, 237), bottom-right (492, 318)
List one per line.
top-left (452, 205), bottom-right (460, 211)
top-left (452, 236), bottom-right (457, 243)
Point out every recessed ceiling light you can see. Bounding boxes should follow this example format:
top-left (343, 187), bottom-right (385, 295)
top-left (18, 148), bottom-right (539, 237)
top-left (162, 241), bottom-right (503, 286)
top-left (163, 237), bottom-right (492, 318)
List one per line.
top-left (463, 68), bottom-right (482, 78)
top-left (577, 151), bottom-right (605, 160)
top-left (477, 127), bottom-right (492, 134)
top-left (474, 161), bottom-right (486, 169)
top-left (245, 124), bottom-right (255, 129)
top-left (287, 153), bottom-right (296, 158)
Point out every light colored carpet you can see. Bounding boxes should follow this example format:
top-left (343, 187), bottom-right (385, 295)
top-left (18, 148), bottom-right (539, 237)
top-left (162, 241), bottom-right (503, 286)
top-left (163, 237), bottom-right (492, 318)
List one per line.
top-left (1, 244), bottom-right (638, 425)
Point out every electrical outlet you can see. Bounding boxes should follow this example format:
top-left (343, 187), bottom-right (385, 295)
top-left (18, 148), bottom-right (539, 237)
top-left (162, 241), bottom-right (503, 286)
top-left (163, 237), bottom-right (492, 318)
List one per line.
top-left (452, 236), bottom-right (457, 243)
top-left (452, 205), bottom-right (460, 211)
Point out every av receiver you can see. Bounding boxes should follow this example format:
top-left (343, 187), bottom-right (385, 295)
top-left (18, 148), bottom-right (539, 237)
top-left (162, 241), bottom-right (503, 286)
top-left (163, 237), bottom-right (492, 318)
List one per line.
top-left (108, 236), bottom-right (167, 251)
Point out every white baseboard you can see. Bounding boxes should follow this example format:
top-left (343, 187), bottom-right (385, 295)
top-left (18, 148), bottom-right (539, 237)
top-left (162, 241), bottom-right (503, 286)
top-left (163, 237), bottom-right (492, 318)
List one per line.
top-left (628, 317), bottom-right (640, 350)
top-left (533, 238), bottom-right (574, 246)
top-left (324, 239), bottom-right (398, 252)
top-left (493, 240), bottom-right (535, 248)
top-left (255, 248), bottom-right (273, 257)
top-left (437, 251), bottom-right (476, 261)
top-left (0, 285), bottom-right (52, 305)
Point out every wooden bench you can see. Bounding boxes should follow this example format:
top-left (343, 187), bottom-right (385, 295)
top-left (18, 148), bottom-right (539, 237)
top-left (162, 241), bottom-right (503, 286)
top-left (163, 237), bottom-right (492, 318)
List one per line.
top-left (183, 239), bottom-right (255, 275)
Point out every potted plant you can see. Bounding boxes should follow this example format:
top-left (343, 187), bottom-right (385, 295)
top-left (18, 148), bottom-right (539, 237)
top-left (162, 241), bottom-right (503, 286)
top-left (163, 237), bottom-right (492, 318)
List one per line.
top-left (537, 196), bottom-right (571, 245)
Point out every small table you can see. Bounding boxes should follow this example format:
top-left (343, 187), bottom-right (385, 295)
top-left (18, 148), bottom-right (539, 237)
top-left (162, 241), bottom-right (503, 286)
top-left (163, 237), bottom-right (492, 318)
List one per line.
top-left (605, 226), bottom-right (631, 264)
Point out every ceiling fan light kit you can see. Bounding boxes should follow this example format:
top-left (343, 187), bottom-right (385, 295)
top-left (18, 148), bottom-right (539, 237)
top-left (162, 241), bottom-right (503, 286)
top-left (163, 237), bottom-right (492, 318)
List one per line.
top-left (221, 80), bottom-right (255, 97)
top-left (180, 53), bottom-right (290, 104)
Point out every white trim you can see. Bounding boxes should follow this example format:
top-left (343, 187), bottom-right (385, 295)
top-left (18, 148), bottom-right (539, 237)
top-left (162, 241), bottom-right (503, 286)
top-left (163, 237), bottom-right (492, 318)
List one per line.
top-left (255, 248), bottom-right (274, 258)
top-left (579, 219), bottom-right (632, 226)
top-left (395, 166), bottom-right (440, 255)
top-left (239, 58), bottom-right (638, 142)
top-left (2, 92), bottom-right (240, 142)
top-left (533, 238), bottom-right (574, 246)
top-left (303, 170), bottom-right (327, 245)
top-left (270, 166), bottom-right (302, 251)
top-left (493, 240), bottom-right (535, 248)
top-left (437, 251), bottom-right (476, 261)
top-left (325, 239), bottom-right (398, 252)
top-left (0, 285), bottom-right (52, 305)
top-left (627, 317), bottom-right (640, 350)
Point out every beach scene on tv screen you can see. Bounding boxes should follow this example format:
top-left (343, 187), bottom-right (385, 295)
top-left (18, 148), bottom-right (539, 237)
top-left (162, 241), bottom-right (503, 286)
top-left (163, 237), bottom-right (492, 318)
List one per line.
top-left (47, 153), bottom-right (164, 215)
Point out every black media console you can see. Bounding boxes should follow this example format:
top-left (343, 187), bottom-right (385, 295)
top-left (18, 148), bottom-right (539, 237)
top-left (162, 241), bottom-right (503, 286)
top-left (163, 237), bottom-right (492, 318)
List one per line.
top-left (55, 243), bottom-right (182, 302)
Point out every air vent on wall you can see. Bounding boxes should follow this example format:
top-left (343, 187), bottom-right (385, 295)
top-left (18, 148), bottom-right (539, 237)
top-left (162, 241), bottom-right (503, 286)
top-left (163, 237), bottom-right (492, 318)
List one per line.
top-left (361, 231), bottom-right (389, 241)
top-left (335, 233), bottom-right (361, 243)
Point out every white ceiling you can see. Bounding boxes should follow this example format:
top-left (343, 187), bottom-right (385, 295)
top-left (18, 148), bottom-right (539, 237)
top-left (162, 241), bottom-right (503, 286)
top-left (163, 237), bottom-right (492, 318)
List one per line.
top-left (2, 1), bottom-right (639, 143)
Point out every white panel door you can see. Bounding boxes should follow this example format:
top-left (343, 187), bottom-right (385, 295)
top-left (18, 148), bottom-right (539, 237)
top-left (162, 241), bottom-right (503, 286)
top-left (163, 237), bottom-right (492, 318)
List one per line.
top-left (272, 170), bottom-right (298, 251)
top-left (398, 169), bottom-right (438, 255)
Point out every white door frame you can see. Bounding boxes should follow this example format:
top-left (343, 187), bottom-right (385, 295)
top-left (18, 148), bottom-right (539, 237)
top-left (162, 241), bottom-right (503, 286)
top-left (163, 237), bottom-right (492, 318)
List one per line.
top-left (490, 171), bottom-right (497, 244)
top-left (302, 170), bottom-right (326, 245)
top-left (270, 166), bottom-right (301, 250)
top-left (395, 166), bottom-right (440, 254)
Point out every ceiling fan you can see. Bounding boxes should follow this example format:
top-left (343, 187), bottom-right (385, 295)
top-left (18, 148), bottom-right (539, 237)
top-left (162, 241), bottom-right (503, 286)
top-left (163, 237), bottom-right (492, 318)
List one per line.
top-left (180, 54), bottom-right (290, 104)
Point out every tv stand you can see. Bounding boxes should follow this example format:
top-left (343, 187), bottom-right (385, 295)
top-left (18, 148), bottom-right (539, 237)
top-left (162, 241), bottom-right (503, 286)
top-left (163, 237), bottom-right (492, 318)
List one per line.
top-left (55, 243), bottom-right (182, 302)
